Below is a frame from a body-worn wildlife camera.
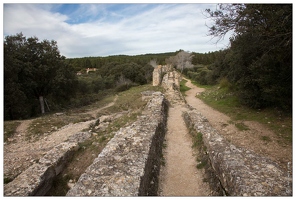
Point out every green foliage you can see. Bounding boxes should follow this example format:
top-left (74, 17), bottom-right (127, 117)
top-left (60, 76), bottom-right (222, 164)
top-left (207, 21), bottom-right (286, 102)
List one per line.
top-left (179, 79), bottom-right (191, 95)
top-left (183, 66), bottom-right (216, 85)
top-left (261, 136), bottom-right (271, 142)
top-left (218, 77), bottom-right (232, 90)
top-left (4, 121), bottom-right (21, 142)
top-left (198, 86), bottom-right (292, 144)
top-left (4, 33), bottom-right (78, 119)
top-left (65, 52), bottom-right (177, 72)
top-left (204, 4), bottom-right (292, 111)
top-left (234, 122), bottom-right (249, 131)
top-left (192, 132), bottom-right (203, 148)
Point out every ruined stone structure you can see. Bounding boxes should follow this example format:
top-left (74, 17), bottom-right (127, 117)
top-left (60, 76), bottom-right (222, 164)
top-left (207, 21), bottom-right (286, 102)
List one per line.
top-left (183, 110), bottom-right (292, 196)
top-left (5, 68), bottom-right (291, 196)
top-left (161, 71), bottom-right (181, 90)
top-left (66, 92), bottom-right (168, 196)
top-left (152, 65), bottom-right (172, 86)
top-left (4, 132), bottom-right (91, 196)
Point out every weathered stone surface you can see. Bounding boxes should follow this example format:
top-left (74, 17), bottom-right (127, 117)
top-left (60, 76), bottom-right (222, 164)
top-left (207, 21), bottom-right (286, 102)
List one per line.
top-left (183, 110), bottom-right (292, 196)
top-left (152, 65), bottom-right (172, 86)
top-left (4, 132), bottom-right (91, 196)
top-left (67, 92), bottom-right (168, 196)
top-left (161, 70), bottom-right (185, 104)
top-left (99, 115), bottom-right (112, 123)
top-left (152, 65), bottom-right (163, 86)
top-left (161, 71), bottom-right (181, 90)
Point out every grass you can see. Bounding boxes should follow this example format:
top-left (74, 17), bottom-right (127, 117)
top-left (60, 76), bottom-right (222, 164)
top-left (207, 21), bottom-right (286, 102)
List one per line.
top-left (197, 85), bottom-right (292, 144)
top-left (234, 122), bottom-right (250, 131)
top-left (4, 121), bottom-right (21, 142)
top-left (24, 84), bottom-right (164, 141)
top-left (180, 79), bottom-right (191, 96)
top-left (103, 84), bottom-right (164, 114)
top-left (192, 131), bottom-right (203, 148)
top-left (261, 136), bottom-right (271, 142)
top-left (26, 113), bottom-right (93, 141)
top-left (44, 83), bottom-right (164, 196)
top-left (190, 80), bottom-right (213, 89)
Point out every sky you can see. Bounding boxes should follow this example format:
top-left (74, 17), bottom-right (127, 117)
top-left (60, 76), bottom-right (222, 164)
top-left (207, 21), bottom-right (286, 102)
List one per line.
top-left (3, 3), bottom-right (232, 58)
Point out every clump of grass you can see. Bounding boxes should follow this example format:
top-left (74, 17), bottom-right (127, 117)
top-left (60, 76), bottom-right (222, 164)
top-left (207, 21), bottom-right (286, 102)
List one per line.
top-left (192, 132), bottom-right (203, 148)
top-left (261, 136), bottom-right (271, 142)
top-left (219, 77), bottom-right (233, 90)
top-left (196, 158), bottom-right (208, 169)
top-left (180, 79), bottom-right (191, 96)
top-left (235, 122), bottom-right (250, 131)
top-left (4, 121), bottom-right (21, 142)
top-left (4, 177), bottom-right (14, 184)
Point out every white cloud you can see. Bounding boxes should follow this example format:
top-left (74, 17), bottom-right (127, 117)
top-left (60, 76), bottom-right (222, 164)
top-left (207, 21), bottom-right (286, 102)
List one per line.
top-left (3, 3), bottom-right (230, 58)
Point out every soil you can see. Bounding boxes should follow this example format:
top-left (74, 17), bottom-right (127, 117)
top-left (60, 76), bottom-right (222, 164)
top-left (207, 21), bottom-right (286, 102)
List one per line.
top-left (3, 98), bottom-right (117, 181)
top-left (158, 104), bottom-right (212, 196)
top-left (158, 78), bottom-right (292, 196)
top-left (184, 79), bottom-right (292, 171)
top-left (4, 80), bottom-right (292, 196)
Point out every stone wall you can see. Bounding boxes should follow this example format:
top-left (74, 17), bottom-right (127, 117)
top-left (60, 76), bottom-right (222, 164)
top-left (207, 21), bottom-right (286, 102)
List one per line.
top-left (4, 132), bottom-right (91, 196)
top-left (152, 65), bottom-right (172, 86)
top-left (66, 92), bottom-right (168, 196)
top-left (183, 109), bottom-right (292, 196)
top-left (161, 71), bottom-right (181, 90)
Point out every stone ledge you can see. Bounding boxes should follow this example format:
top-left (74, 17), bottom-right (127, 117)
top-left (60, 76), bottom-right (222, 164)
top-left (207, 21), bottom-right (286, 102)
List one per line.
top-left (66, 91), bottom-right (168, 196)
top-left (4, 132), bottom-right (91, 196)
top-left (183, 110), bottom-right (292, 196)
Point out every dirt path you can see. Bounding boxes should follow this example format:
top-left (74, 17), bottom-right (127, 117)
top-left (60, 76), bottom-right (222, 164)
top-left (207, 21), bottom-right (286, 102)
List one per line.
top-left (158, 104), bottom-right (211, 196)
top-left (85, 95), bottom-right (118, 118)
top-left (159, 77), bottom-right (291, 196)
top-left (184, 79), bottom-right (292, 170)
top-left (4, 96), bottom-right (118, 181)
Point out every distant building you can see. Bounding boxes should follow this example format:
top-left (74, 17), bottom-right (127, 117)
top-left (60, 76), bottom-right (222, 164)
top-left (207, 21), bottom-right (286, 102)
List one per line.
top-left (86, 68), bottom-right (97, 74)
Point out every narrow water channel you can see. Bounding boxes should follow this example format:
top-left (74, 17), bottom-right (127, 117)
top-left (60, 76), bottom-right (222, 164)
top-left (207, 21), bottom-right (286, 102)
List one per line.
top-left (158, 104), bottom-right (211, 196)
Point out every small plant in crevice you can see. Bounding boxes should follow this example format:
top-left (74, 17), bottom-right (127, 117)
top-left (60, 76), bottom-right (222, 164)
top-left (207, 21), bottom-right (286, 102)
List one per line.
top-left (192, 131), bottom-right (203, 148)
top-left (261, 135), bottom-right (271, 142)
top-left (196, 157), bottom-right (208, 169)
top-left (234, 122), bottom-right (250, 131)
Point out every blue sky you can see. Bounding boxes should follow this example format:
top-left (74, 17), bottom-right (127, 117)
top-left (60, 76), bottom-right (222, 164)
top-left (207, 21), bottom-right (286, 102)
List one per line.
top-left (3, 3), bottom-right (231, 58)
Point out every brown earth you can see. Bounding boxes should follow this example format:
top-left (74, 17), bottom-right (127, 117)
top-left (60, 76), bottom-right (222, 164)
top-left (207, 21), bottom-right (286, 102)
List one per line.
top-left (158, 104), bottom-right (212, 196)
top-left (4, 80), bottom-right (292, 196)
top-left (3, 97), bottom-right (117, 181)
top-left (158, 78), bottom-right (292, 196)
top-left (184, 79), bottom-right (292, 171)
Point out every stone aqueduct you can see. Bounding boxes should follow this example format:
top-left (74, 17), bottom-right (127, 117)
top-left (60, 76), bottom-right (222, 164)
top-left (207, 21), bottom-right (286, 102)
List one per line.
top-left (4, 65), bottom-right (292, 196)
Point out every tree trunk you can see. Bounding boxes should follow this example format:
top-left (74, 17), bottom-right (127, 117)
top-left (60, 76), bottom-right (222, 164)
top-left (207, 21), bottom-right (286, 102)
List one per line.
top-left (39, 96), bottom-right (45, 114)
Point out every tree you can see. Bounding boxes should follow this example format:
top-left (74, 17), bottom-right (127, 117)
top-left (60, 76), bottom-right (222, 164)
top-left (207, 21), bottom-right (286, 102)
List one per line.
top-left (205, 4), bottom-right (292, 109)
top-left (165, 50), bottom-right (194, 73)
top-left (4, 33), bottom-right (78, 118)
top-left (149, 59), bottom-right (158, 68)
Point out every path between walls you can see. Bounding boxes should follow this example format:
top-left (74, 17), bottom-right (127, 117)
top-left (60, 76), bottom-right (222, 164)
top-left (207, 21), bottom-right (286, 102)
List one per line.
top-left (158, 76), bottom-right (291, 196)
top-left (158, 103), bottom-right (212, 196)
